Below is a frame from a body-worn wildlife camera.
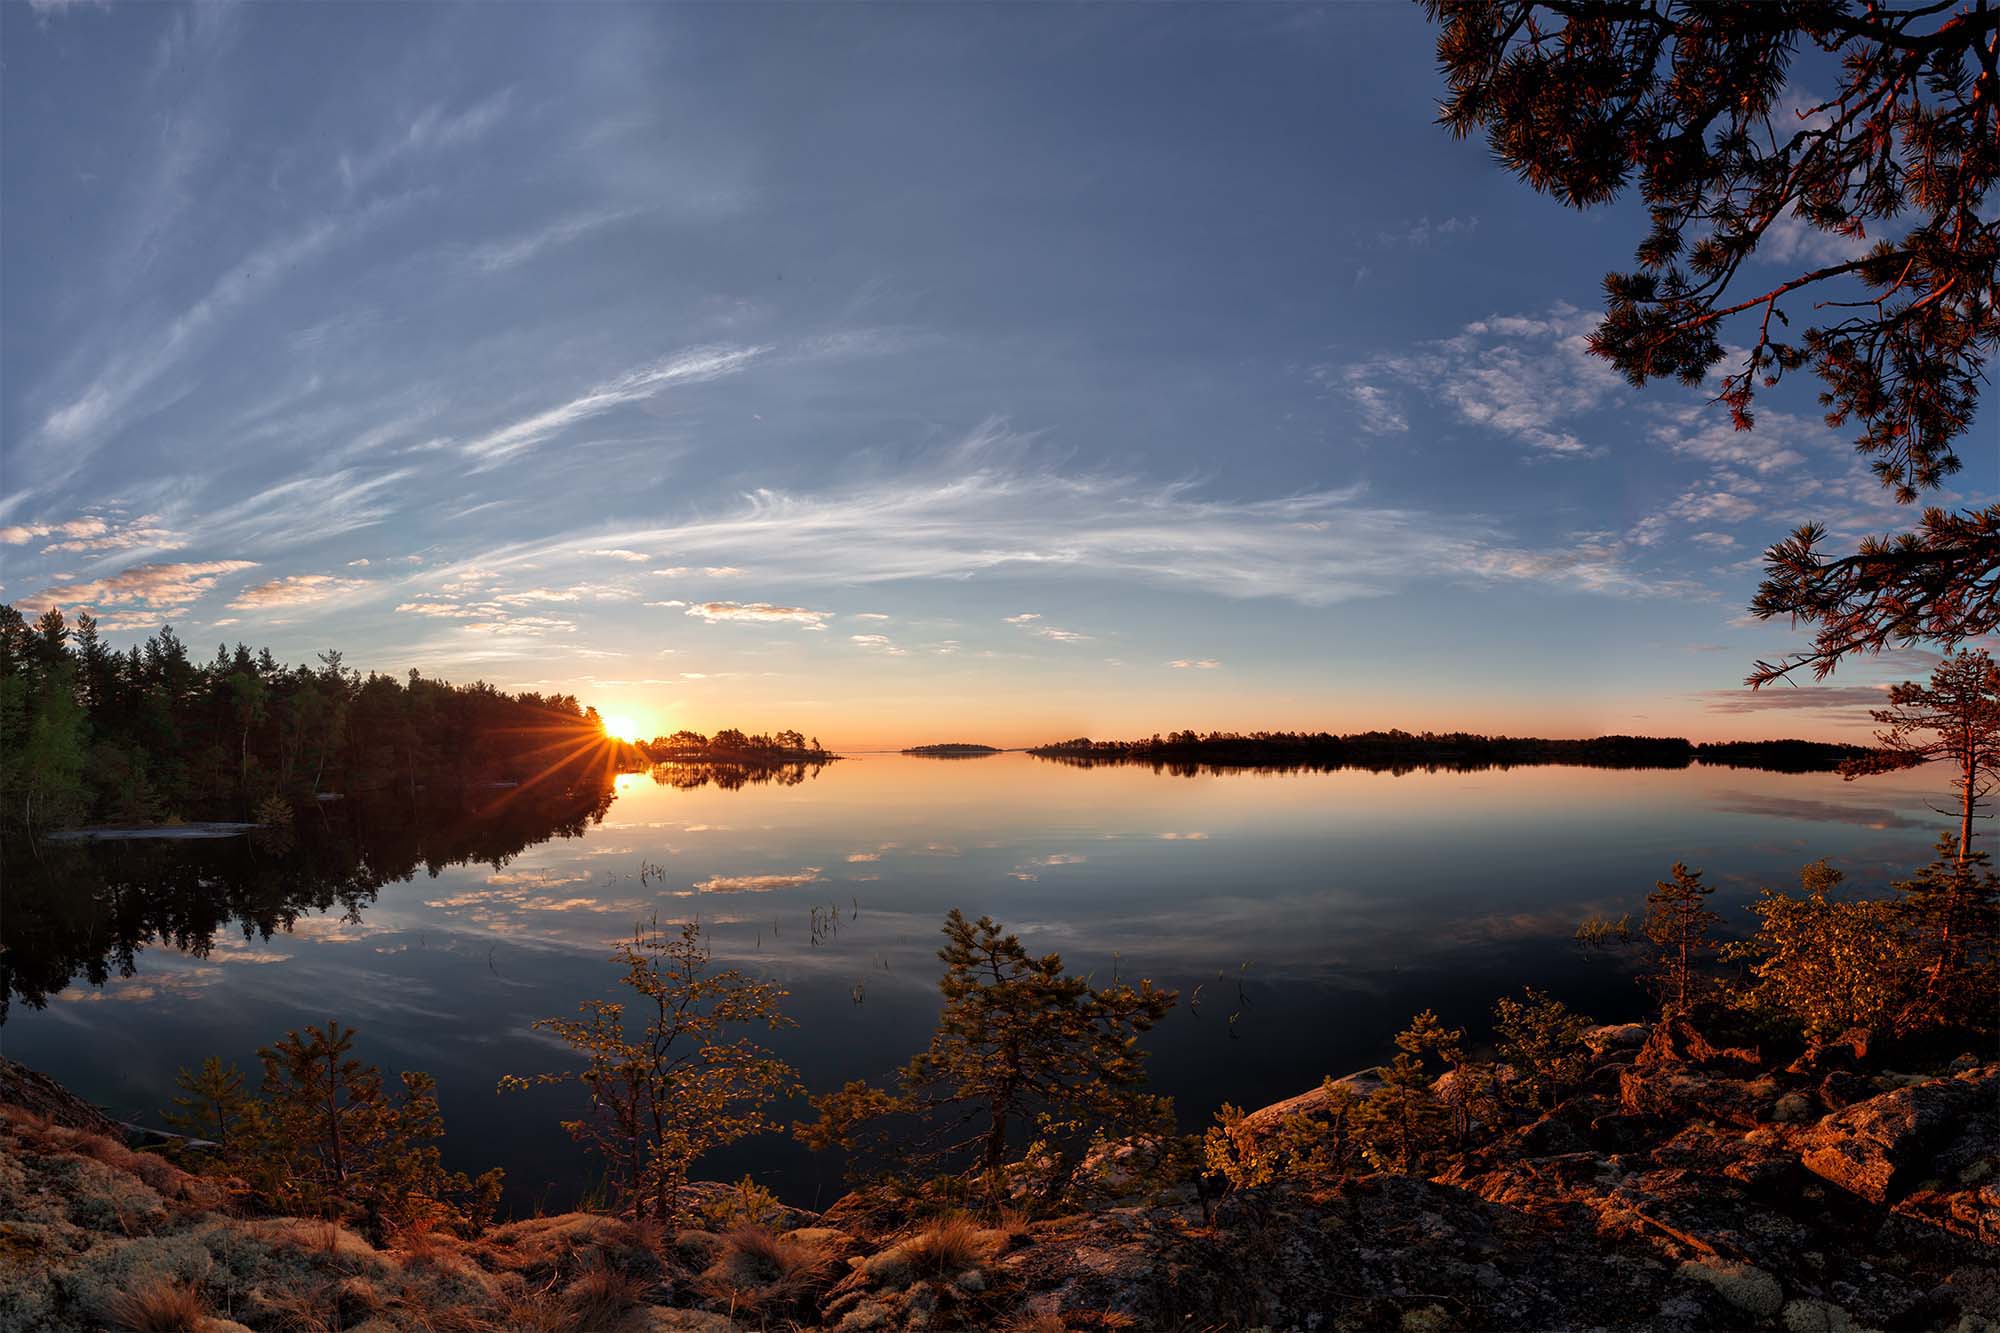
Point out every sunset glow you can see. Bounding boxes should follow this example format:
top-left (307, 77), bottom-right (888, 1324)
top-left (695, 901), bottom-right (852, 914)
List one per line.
top-left (600, 713), bottom-right (647, 744)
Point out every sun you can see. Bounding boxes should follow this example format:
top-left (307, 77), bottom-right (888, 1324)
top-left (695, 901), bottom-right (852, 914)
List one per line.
top-left (600, 713), bottom-right (645, 743)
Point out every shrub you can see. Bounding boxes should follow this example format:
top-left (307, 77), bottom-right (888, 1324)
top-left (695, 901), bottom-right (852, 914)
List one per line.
top-left (1724, 860), bottom-right (1916, 1041)
top-left (1491, 988), bottom-right (1593, 1112)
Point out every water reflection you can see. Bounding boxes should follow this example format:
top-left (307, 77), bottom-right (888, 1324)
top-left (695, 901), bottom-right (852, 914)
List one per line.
top-left (0, 754), bottom-right (1956, 1208)
top-left (1, 780), bottom-right (616, 1020)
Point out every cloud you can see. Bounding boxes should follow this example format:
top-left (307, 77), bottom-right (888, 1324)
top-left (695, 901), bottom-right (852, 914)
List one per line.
top-left (693, 868), bottom-right (825, 894)
top-left (24, 560), bottom-right (257, 615)
top-left (1696, 684), bottom-right (1890, 713)
top-left (1005, 612), bottom-right (1041, 623)
top-left (1339, 303), bottom-right (1622, 457)
top-left (2, 513), bottom-right (184, 555)
top-left (1465, 534), bottom-right (1711, 598)
top-left (1339, 370), bottom-right (1409, 434)
top-left (583, 549), bottom-right (653, 563)
top-left (338, 90), bottom-right (514, 193)
top-left (1380, 215), bottom-right (1479, 248)
top-left (685, 601), bottom-right (832, 627)
top-left (396, 600), bottom-right (480, 618)
top-left (227, 574), bottom-right (368, 610)
top-left (1169, 658), bottom-right (1221, 669)
top-left (34, 199), bottom-right (408, 474)
top-left (461, 345), bottom-right (766, 464)
top-left (428, 428), bottom-right (1705, 607)
top-left (1032, 626), bottom-right (1089, 643)
top-left (465, 209), bottom-right (632, 272)
top-left (850, 633), bottom-right (907, 655)
top-left (196, 467), bottom-right (416, 549)
top-left (2, 516), bottom-right (104, 544)
top-left (1158, 831), bottom-right (1210, 840)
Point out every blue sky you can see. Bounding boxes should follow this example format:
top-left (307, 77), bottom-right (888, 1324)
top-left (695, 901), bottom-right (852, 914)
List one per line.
top-left (4, 1), bottom-right (1989, 746)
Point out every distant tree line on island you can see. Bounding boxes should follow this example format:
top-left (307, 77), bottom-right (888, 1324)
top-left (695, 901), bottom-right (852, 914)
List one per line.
top-left (1028, 730), bottom-right (1876, 775)
top-left (900, 743), bottom-right (1002, 758)
top-left (640, 729), bottom-right (834, 764)
top-left (0, 605), bottom-right (629, 834)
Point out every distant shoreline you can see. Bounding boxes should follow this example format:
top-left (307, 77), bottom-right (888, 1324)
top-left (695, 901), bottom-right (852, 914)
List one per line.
top-left (1026, 732), bottom-right (1874, 775)
top-left (899, 743), bottom-right (1003, 757)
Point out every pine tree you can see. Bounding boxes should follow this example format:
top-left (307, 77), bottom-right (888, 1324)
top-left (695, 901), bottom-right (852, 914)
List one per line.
top-left (801, 909), bottom-right (1176, 1204)
top-left (164, 1057), bottom-right (255, 1157)
top-left (501, 916), bottom-right (797, 1223)
top-left (1491, 987), bottom-right (1594, 1112)
top-left (1645, 862), bottom-right (1723, 1013)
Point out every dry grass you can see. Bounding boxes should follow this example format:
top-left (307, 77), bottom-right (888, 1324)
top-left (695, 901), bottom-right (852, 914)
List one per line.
top-left (902, 1214), bottom-right (986, 1279)
top-left (564, 1259), bottom-right (647, 1327)
top-left (2, 1107), bottom-right (191, 1199)
top-left (698, 1224), bottom-right (835, 1316)
top-left (102, 1278), bottom-right (207, 1332)
top-left (1002, 1314), bottom-right (1072, 1333)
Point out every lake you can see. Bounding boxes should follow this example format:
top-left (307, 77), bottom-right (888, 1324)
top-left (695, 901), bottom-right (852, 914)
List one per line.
top-left (0, 751), bottom-right (1954, 1210)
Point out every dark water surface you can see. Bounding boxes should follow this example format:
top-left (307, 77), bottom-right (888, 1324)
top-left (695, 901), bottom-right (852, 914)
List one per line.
top-left (0, 753), bottom-right (1952, 1209)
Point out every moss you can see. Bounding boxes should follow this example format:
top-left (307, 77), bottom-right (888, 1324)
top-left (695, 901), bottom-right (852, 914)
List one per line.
top-left (1679, 1260), bottom-right (1784, 1319)
top-left (1783, 1298), bottom-right (1855, 1333)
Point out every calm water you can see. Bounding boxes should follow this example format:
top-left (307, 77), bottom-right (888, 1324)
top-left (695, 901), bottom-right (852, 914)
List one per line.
top-left (0, 753), bottom-right (1953, 1209)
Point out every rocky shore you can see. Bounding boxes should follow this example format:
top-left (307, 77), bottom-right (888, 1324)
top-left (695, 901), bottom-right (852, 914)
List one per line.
top-left (2, 1019), bottom-right (1995, 1331)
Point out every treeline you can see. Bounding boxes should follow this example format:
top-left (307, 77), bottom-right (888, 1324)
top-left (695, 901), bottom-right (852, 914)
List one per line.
top-left (1029, 730), bottom-right (1874, 775)
top-left (901, 743), bottom-right (1001, 757)
top-left (642, 728), bottom-right (833, 763)
top-left (0, 605), bottom-right (624, 832)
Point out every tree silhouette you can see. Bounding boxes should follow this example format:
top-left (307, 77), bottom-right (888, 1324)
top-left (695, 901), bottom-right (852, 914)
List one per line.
top-left (1645, 862), bottom-right (1723, 1013)
top-left (1423, 0), bottom-right (1999, 684)
top-left (501, 917), bottom-right (797, 1223)
top-left (800, 909), bottom-right (1176, 1205)
top-left (1841, 649), bottom-right (2000, 862)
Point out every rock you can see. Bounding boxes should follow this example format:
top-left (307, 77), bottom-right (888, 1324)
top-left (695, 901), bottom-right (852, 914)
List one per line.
top-left (1678, 1260), bottom-right (1784, 1319)
top-left (1636, 1013), bottom-right (1761, 1073)
top-left (1584, 1024), bottom-right (1651, 1058)
top-left (1773, 1093), bottom-right (1814, 1124)
top-left (1620, 1067), bottom-right (1776, 1128)
top-left (1239, 1069), bottom-right (1383, 1137)
top-left (1798, 1067), bottom-right (1998, 1203)
top-left (1820, 1070), bottom-right (1875, 1110)
top-left (1782, 1298), bottom-right (1855, 1332)
top-left (0, 1060), bottom-right (120, 1137)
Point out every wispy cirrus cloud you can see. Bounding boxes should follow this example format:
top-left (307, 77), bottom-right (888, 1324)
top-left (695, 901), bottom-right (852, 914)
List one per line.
top-left (31, 197), bottom-right (412, 480)
top-left (337, 90), bottom-right (514, 193)
top-left (431, 426), bottom-right (1699, 607)
top-left (460, 345), bottom-right (767, 465)
top-left (1170, 658), bottom-right (1221, 669)
top-left (465, 208), bottom-right (632, 272)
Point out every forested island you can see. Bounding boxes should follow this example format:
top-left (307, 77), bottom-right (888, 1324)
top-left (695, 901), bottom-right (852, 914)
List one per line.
top-left (900, 743), bottom-right (1002, 757)
top-left (640, 729), bottom-right (836, 764)
top-left (1029, 730), bottom-right (1876, 776)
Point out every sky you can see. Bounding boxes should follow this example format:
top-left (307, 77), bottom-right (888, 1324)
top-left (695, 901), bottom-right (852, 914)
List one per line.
top-left (3, 1), bottom-right (1992, 748)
